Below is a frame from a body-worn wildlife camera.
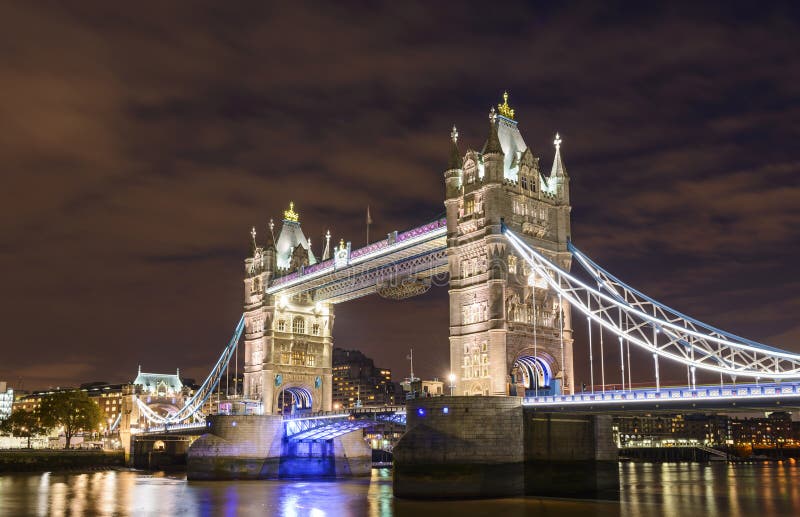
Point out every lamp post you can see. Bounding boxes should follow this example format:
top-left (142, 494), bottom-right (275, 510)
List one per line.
top-left (448, 373), bottom-right (456, 396)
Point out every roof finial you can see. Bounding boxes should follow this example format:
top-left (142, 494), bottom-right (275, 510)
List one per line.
top-left (284, 202), bottom-right (299, 222)
top-left (489, 106), bottom-right (497, 124)
top-left (554, 132), bottom-right (562, 150)
top-left (451, 125), bottom-right (458, 143)
top-left (339, 238), bottom-right (346, 251)
top-left (250, 226), bottom-right (257, 247)
top-left (498, 91), bottom-right (515, 119)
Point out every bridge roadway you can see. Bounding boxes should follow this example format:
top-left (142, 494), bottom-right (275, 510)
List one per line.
top-left (133, 405), bottom-right (406, 438)
top-left (524, 381), bottom-right (800, 413)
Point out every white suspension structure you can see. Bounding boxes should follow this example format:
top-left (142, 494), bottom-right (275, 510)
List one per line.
top-left (504, 227), bottom-right (800, 381)
top-left (136, 315), bottom-right (245, 426)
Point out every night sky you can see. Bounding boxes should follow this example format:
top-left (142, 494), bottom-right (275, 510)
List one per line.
top-left (2, 2), bottom-right (798, 391)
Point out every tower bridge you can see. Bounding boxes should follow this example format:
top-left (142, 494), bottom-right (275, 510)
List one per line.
top-left (119, 93), bottom-right (799, 493)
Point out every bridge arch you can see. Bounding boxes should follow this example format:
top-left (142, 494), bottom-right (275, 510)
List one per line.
top-left (276, 386), bottom-right (313, 414)
top-left (513, 352), bottom-right (558, 396)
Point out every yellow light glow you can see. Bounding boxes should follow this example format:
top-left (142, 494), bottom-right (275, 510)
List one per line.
top-left (283, 202), bottom-right (299, 222)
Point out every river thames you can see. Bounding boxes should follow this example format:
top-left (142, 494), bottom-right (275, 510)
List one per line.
top-left (1, 462), bottom-right (800, 516)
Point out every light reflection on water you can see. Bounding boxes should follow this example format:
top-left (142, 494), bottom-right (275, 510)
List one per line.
top-left (1, 463), bottom-right (800, 516)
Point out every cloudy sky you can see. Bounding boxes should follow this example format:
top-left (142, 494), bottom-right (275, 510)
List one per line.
top-left (1, 2), bottom-right (798, 390)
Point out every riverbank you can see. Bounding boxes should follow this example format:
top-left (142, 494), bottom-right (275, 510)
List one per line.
top-left (0, 450), bottom-right (124, 472)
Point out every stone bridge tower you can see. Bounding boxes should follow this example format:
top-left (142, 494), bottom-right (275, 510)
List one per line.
top-left (242, 203), bottom-right (333, 414)
top-left (445, 93), bottom-right (574, 396)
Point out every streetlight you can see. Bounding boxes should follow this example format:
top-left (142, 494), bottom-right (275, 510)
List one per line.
top-left (448, 373), bottom-right (456, 396)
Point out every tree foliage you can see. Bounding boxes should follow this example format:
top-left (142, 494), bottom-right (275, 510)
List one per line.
top-left (39, 390), bottom-right (103, 449)
top-left (0, 409), bottom-right (45, 448)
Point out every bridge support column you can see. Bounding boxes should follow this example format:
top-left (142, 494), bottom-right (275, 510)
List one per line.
top-left (393, 397), bottom-right (618, 499)
top-left (187, 414), bottom-right (373, 480)
top-left (187, 415), bottom-right (284, 480)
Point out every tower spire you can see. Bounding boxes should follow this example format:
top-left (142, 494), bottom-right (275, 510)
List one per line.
top-left (482, 107), bottom-right (502, 154)
top-left (550, 132), bottom-right (568, 178)
top-left (250, 226), bottom-right (258, 253)
top-left (447, 125), bottom-right (462, 169)
top-left (322, 230), bottom-right (331, 261)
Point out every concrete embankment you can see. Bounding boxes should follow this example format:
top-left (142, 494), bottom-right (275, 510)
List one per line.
top-left (0, 450), bottom-right (124, 472)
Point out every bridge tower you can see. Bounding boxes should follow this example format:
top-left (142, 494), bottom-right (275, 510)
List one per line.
top-left (242, 204), bottom-right (333, 414)
top-left (444, 93), bottom-right (574, 396)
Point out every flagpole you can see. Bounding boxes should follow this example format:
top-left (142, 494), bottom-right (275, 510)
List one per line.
top-left (366, 205), bottom-right (371, 245)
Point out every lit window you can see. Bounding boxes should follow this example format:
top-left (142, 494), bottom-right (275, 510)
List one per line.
top-left (292, 317), bottom-right (305, 334)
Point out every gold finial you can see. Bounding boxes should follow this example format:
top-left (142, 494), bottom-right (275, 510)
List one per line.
top-left (250, 226), bottom-right (257, 245)
top-left (451, 125), bottom-right (458, 143)
top-left (339, 238), bottom-right (346, 251)
top-left (283, 202), bottom-right (299, 222)
top-left (554, 132), bottom-right (562, 150)
top-left (497, 91), bottom-right (515, 120)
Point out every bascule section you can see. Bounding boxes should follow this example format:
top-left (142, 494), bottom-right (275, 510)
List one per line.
top-left (444, 93), bottom-right (574, 397)
top-left (243, 203), bottom-right (334, 415)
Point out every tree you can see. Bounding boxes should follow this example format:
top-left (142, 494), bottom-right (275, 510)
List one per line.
top-left (0, 409), bottom-right (45, 448)
top-left (39, 390), bottom-right (102, 449)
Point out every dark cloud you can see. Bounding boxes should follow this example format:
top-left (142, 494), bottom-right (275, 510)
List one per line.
top-left (0, 2), bottom-right (798, 389)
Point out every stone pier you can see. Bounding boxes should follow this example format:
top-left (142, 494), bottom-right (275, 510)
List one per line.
top-left (187, 415), bottom-right (372, 480)
top-left (393, 396), bottom-right (618, 499)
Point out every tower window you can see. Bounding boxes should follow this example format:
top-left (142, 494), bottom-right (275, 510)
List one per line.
top-left (464, 198), bottom-right (475, 215)
top-left (277, 320), bottom-right (286, 332)
top-left (292, 317), bottom-right (306, 334)
top-left (311, 323), bottom-right (320, 336)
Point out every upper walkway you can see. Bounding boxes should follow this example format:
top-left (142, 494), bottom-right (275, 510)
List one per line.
top-left (266, 218), bottom-right (447, 303)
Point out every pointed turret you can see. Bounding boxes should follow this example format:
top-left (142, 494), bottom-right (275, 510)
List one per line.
top-left (550, 133), bottom-right (568, 179)
top-left (447, 126), bottom-right (462, 170)
top-left (263, 219), bottom-right (276, 251)
top-left (322, 230), bottom-right (332, 261)
top-left (482, 107), bottom-right (504, 183)
top-left (444, 125), bottom-right (463, 200)
top-left (549, 133), bottom-right (570, 204)
top-left (482, 107), bottom-right (503, 155)
top-left (250, 226), bottom-right (258, 254)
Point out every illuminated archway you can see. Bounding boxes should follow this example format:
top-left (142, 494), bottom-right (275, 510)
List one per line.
top-left (276, 386), bottom-right (312, 414)
top-left (513, 353), bottom-right (557, 395)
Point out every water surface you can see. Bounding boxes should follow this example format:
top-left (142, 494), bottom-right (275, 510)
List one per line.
top-left (1, 462), bottom-right (799, 516)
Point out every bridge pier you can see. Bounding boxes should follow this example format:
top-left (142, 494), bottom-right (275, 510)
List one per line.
top-left (187, 415), bottom-right (372, 480)
top-left (131, 435), bottom-right (193, 470)
top-left (393, 396), bottom-right (618, 499)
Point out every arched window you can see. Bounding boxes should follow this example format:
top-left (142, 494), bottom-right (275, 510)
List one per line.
top-left (311, 323), bottom-right (320, 336)
top-left (292, 317), bottom-right (305, 334)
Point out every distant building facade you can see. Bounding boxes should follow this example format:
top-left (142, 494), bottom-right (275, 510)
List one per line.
top-left (13, 382), bottom-right (125, 433)
top-left (615, 411), bottom-right (798, 447)
top-left (0, 382), bottom-right (13, 421)
top-left (400, 378), bottom-right (445, 400)
top-left (332, 348), bottom-right (399, 408)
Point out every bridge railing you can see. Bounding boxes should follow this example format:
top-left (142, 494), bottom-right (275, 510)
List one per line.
top-left (281, 405), bottom-right (406, 421)
top-left (131, 421), bottom-right (208, 435)
top-left (524, 382), bottom-right (800, 406)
